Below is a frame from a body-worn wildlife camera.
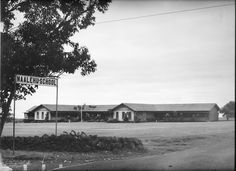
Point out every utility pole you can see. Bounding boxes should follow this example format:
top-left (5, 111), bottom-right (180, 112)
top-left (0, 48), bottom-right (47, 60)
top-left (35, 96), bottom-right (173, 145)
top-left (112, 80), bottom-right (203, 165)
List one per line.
top-left (0, 2), bottom-right (3, 97)
top-left (78, 104), bottom-right (85, 122)
top-left (80, 105), bottom-right (82, 122)
top-left (55, 78), bottom-right (59, 136)
top-left (0, 2), bottom-right (3, 148)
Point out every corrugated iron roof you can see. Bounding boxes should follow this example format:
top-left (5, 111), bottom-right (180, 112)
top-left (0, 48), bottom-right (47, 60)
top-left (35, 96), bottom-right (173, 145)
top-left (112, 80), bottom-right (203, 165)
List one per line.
top-left (121, 103), bottom-right (220, 112)
top-left (26, 104), bottom-right (117, 113)
top-left (24, 105), bottom-right (38, 113)
top-left (83, 105), bottom-right (117, 112)
top-left (42, 104), bottom-right (78, 112)
top-left (25, 103), bottom-right (220, 113)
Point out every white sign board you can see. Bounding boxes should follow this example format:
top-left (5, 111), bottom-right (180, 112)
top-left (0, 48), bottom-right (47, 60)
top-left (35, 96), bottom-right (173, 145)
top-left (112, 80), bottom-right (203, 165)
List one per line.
top-left (16, 75), bottom-right (57, 87)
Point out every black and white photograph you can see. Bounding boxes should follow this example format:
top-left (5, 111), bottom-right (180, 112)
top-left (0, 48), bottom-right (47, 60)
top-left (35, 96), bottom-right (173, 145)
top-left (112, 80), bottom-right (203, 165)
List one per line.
top-left (0, 0), bottom-right (235, 170)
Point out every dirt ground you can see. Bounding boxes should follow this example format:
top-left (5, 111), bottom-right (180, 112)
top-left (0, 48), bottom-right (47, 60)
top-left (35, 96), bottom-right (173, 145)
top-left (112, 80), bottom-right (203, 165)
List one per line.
top-left (57, 132), bottom-right (234, 170)
top-left (1, 120), bottom-right (235, 170)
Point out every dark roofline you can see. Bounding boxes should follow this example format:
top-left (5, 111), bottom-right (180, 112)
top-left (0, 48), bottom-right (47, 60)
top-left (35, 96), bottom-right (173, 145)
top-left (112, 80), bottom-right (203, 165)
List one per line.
top-left (26, 104), bottom-right (118, 113)
top-left (111, 103), bottom-right (220, 112)
top-left (122, 102), bottom-right (219, 106)
top-left (25, 104), bottom-right (52, 113)
top-left (111, 103), bottom-right (135, 112)
top-left (26, 103), bottom-right (220, 113)
top-left (212, 103), bottom-right (220, 111)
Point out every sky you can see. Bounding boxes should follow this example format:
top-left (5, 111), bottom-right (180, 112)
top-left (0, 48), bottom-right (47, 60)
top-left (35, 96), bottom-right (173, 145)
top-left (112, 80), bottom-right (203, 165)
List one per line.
top-left (13, 0), bottom-right (235, 118)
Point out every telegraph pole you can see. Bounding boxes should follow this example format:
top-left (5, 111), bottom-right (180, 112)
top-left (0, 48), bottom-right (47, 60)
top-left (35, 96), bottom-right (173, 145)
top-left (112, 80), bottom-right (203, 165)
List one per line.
top-left (13, 76), bottom-right (16, 155)
top-left (80, 105), bottom-right (82, 122)
top-left (55, 78), bottom-right (59, 136)
top-left (0, 1), bottom-right (3, 150)
top-left (0, 1), bottom-right (3, 96)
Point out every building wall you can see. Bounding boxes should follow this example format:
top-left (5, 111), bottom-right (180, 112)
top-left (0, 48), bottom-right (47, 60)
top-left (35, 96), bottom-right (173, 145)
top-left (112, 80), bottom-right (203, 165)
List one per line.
top-left (146, 112), bottom-right (156, 121)
top-left (135, 112), bottom-right (147, 122)
top-left (25, 112), bottom-right (34, 120)
top-left (144, 111), bottom-right (211, 122)
top-left (209, 106), bottom-right (219, 121)
top-left (24, 113), bottom-right (28, 119)
top-left (113, 106), bottom-right (134, 121)
top-left (49, 111), bottom-right (79, 121)
top-left (136, 111), bottom-right (213, 122)
top-left (34, 107), bottom-right (51, 120)
top-left (133, 111), bottom-right (211, 122)
top-left (180, 111), bottom-right (209, 122)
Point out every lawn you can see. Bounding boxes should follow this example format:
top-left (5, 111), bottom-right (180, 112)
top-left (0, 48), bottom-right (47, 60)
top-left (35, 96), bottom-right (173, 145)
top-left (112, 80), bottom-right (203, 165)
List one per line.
top-left (1, 120), bottom-right (234, 170)
top-left (2, 120), bottom-right (234, 139)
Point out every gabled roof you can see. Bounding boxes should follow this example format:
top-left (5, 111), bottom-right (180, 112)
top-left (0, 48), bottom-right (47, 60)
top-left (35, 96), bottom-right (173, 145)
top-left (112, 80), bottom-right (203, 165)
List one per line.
top-left (83, 105), bottom-right (117, 112)
top-left (41, 104), bottom-right (79, 112)
top-left (24, 105), bottom-right (38, 113)
top-left (25, 103), bottom-right (220, 114)
top-left (113, 103), bottom-right (220, 112)
top-left (25, 104), bottom-right (117, 113)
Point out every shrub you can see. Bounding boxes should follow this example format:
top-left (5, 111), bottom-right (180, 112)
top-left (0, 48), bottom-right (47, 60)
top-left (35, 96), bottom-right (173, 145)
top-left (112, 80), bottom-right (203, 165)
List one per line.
top-left (24, 119), bottom-right (34, 123)
top-left (0, 130), bottom-right (144, 153)
top-left (107, 118), bottom-right (119, 123)
top-left (123, 117), bottom-right (129, 122)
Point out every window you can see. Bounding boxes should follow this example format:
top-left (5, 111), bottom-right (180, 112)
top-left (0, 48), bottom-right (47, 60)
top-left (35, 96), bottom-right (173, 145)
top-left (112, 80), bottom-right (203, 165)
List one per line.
top-left (36, 112), bottom-right (39, 119)
top-left (127, 112), bottom-right (131, 119)
top-left (116, 112), bottom-right (119, 119)
top-left (46, 112), bottom-right (49, 120)
top-left (122, 112), bottom-right (125, 119)
top-left (42, 112), bottom-right (44, 119)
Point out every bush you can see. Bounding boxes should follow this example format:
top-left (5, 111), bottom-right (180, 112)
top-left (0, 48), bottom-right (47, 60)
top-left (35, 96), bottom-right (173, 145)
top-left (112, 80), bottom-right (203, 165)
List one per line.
top-left (123, 117), bottom-right (129, 122)
top-left (107, 118), bottom-right (119, 123)
top-left (24, 119), bottom-right (34, 123)
top-left (0, 130), bottom-right (144, 153)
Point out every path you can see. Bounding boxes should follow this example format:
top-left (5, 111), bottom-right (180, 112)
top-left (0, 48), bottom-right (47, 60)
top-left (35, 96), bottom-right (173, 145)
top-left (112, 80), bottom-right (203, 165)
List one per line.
top-left (55, 132), bottom-right (235, 170)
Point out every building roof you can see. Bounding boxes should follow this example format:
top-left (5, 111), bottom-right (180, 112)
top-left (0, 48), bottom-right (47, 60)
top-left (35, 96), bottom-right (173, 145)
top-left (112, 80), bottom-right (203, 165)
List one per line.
top-left (25, 105), bottom-right (38, 113)
top-left (83, 105), bottom-right (117, 112)
top-left (25, 104), bottom-right (117, 113)
top-left (25, 103), bottom-right (220, 113)
top-left (117, 103), bottom-right (220, 112)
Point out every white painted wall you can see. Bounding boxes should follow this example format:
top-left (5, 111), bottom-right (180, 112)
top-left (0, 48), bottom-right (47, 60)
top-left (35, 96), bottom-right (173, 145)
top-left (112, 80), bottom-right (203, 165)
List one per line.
top-left (113, 106), bottom-right (134, 121)
top-left (34, 107), bottom-right (51, 120)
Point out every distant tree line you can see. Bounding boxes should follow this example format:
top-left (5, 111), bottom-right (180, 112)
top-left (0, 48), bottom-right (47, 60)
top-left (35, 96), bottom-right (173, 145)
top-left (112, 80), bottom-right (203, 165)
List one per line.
top-left (220, 101), bottom-right (235, 119)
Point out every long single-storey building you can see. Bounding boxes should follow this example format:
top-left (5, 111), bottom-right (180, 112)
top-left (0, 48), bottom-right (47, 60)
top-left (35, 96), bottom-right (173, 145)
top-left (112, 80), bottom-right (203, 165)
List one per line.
top-left (24, 104), bottom-right (116, 122)
top-left (24, 103), bottom-right (220, 122)
top-left (112, 103), bottom-right (219, 122)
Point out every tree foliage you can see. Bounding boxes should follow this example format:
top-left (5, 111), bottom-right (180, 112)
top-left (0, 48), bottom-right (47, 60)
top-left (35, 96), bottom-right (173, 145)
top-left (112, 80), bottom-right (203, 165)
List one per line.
top-left (221, 101), bottom-right (235, 118)
top-left (0, 0), bottom-right (112, 136)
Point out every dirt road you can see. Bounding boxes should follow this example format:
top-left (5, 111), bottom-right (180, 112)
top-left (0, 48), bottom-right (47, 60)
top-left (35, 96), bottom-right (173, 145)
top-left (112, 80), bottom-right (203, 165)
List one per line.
top-left (56, 132), bottom-right (234, 170)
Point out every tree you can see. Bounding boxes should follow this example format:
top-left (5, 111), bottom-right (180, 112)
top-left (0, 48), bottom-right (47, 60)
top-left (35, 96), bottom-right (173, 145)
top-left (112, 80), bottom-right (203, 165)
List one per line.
top-left (0, 0), bottom-right (112, 136)
top-left (221, 101), bottom-right (235, 119)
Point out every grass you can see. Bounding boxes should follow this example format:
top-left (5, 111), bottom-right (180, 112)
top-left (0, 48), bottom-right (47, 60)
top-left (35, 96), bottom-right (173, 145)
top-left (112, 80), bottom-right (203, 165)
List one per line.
top-left (1, 148), bottom-right (146, 170)
top-left (2, 120), bottom-right (234, 139)
top-left (1, 120), bottom-right (234, 170)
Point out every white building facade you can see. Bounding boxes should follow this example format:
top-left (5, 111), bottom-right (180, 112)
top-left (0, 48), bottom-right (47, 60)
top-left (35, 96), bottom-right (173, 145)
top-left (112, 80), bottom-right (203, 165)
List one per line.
top-left (34, 107), bottom-right (51, 121)
top-left (112, 106), bottom-right (134, 121)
